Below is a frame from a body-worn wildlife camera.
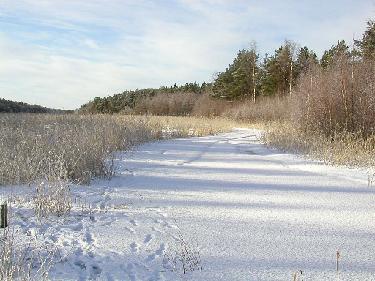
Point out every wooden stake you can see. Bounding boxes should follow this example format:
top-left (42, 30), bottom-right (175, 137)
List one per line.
top-left (336, 250), bottom-right (340, 276)
top-left (0, 203), bottom-right (8, 228)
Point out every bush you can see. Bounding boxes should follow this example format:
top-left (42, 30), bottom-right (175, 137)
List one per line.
top-left (133, 92), bottom-right (198, 116)
top-left (263, 57), bottom-right (375, 169)
top-left (0, 226), bottom-right (56, 280)
top-left (223, 97), bottom-right (291, 121)
top-left (293, 59), bottom-right (375, 138)
top-left (192, 94), bottom-right (230, 117)
top-left (33, 181), bottom-right (72, 218)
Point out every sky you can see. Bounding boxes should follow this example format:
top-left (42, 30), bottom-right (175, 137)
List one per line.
top-left (0, 0), bottom-right (374, 109)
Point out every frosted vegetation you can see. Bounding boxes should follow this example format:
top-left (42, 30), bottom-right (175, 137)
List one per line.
top-left (0, 114), bottom-right (235, 186)
top-left (1, 128), bottom-right (374, 280)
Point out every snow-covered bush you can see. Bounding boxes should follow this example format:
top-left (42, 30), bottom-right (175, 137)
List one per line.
top-left (163, 229), bottom-right (203, 275)
top-left (0, 226), bottom-right (56, 280)
top-left (33, 181), bottom-right (72, 218)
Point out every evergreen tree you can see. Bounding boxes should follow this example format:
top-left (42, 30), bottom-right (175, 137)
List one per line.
top-left (355, 20), bottom-right (375, 60)
top-left (295, 46), bottom-right (318, 75)
top-left (259, 54), bottom-right (278, 97)
top-left (321, 40), bottom-right (350, 68)
top-left (212, 47), bottom-right (259, 100)
top-left (260, 41), bottom-right (297, 97)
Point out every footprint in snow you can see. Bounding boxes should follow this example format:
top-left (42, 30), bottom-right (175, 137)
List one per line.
top-left (99, 202), bottom-right (106, 210)
top-left (89, 264), bottom-right (102, 280)
top-left (84, 231), bottom-right (94, 244)
top-left (145, 243), bottom-right (166, 262)
top-left (124, 226), bottom-right (135, 234)
top-left (50, 235), bottom-right (58, 242)
top-left (155, 243), bottom-right (166, 255)
top-left (161, 221), bottom-right (173, 229)
top-left (130, 242), bottom-right (139, 253)
top-left (86, 251), bottom-right (95, 258)
top-left (130, 219), bottom-right (138, 226)
top-left (74, 260), bottom-right (86, 270)
top-left (156, 211), bottom-right (168, 218)
top-left (143, 234), bottom-right (153, 244)
top-left (71, 222), bottom-right (83, 232)
top-left (153, 218), bottom-right (161, 224)
top-left (151, 226), bottom-right (161, 234)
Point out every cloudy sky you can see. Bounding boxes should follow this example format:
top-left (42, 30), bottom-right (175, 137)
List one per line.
top-left (0, 0), bottom-right (374, 109)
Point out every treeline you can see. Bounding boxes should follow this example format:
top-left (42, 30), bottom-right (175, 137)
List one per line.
top-left (0, 98), bottom-right (69, 114)
top-left (259, 19), bottom-right (375, 168)
top-left (79, 83), bottom-right (211, 114)
top-left (80, 20), bottom-right (375, 119)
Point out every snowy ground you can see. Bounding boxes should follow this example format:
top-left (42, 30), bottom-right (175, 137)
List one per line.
top-left (3, 128), bottom-right (375, 280)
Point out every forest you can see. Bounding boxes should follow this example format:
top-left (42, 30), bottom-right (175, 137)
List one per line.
top-left (0, 98), bottom-right (58, 113)
top-left (80, 20), bottom-right (375, 120)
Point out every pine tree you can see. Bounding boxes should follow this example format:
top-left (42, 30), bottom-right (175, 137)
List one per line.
top-left (321, 40), bottom-right (350, 68)
top-left (212, 46), bottom-right (259, 100)
top-left (260, 41), bottom-right (297, 97)
top-left (355, 20), bottom-right (375, 60)
top-left (295, 46), bottom-right (318, 75)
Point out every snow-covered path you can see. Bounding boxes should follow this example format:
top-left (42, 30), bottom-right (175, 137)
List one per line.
top-left (9, 129), bottom-right (375, 280)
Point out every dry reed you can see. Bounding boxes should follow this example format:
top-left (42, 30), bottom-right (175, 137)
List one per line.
top-left (0, 114), bottom-right (236, 187)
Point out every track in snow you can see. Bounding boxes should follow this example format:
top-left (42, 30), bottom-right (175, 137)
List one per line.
top-left (9, 128), bottom-right (375, 280)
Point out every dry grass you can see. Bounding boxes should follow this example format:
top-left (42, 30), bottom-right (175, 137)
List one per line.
top-left (0, 114), bottom-right (154, 186)
top-left (262, 58), bottom-right (375, 171)
top-left (146, 115), bottom-right (238, 138)
top-left (133, 92), bottom-right (197, 116)
top-left (0, 114), bottom-right (237, 187)
top-left (223, 97), bottom-right (291, 122)
top-left (263, 121), bottom-right (375, 169)
top-left (192, 94), bottom-right (230, 117)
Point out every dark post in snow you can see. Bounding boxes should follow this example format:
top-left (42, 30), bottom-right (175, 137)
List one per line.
top-left (0, 202), bottom-right (7, 228)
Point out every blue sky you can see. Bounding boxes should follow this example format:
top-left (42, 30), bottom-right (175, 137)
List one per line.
top-left (0, 0), bottom-right (374, 109)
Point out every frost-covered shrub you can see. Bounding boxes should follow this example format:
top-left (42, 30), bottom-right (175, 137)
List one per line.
top-left (163, 229), bottom-right (203, 275)
top-left (0, 226), bottom-right (56, 280)
top-left (33, 181), bottom-right (72, 218)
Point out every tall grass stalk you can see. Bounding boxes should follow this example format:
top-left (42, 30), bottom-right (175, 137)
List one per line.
top-left (0, 114), bottom-right (236, 187)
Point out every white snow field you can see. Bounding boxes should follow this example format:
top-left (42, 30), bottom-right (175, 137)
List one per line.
top-left (4, 128), bottom-right (375, 280)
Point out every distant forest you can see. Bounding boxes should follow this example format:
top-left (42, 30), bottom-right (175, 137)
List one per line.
top-left (0, 98), bottom-right (67, 113)
top-left (79, 19), bottom-right (375, 116)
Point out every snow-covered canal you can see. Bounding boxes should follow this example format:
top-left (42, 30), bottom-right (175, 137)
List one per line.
top-left (11, 129), bottom-right (375, 280)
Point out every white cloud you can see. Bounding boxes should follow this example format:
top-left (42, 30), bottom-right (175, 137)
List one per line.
top-left (0, 0), bottom-right (374, 109)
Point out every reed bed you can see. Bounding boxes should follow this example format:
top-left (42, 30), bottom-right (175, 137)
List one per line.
top-left (262, 59), bottom-right (375, 171)
top-left (263, 121), bottom-right (375, 169)
top-left (0, 114), bottom-right (236, 186)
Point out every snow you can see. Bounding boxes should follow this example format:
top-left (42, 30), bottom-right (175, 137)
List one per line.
top-left (3, 128), bottom-right (375, 280)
